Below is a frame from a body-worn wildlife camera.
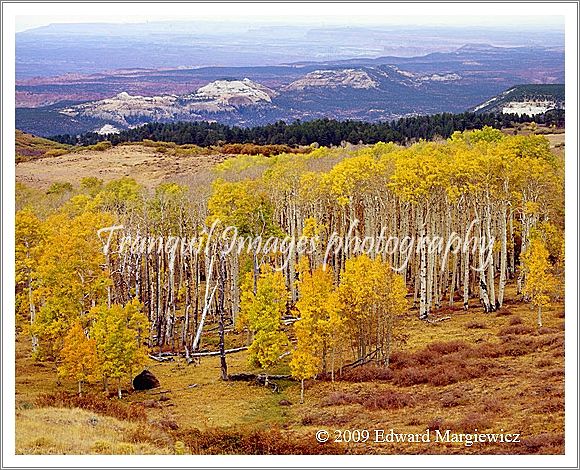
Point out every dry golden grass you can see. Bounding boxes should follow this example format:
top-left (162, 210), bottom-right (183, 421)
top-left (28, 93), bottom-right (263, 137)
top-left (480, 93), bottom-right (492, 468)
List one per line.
top-left (16, 407), bottom-right (172, 455)
top-left (15, 284), bottom-right (564, 454)
top-left (15, 144), bottom-right (226, 190)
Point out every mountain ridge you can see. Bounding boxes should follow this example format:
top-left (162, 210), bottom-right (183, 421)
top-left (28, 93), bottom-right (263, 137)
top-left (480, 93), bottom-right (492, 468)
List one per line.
top-left (16, 44), bottom-right (564, 136)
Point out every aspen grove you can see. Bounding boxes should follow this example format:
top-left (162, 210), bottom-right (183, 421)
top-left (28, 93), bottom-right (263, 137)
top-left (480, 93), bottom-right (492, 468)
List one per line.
top-left (15, 127), bottom-right (564, 394)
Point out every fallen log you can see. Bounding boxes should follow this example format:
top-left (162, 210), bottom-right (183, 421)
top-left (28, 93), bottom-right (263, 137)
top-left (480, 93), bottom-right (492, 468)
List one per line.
top-left (425, 316), bottom-right (452, 324)
top-left (228, 373), bottom-right (291, 381)
top-left (343, 348), bottom-right (380, 370)
top-left (187, 346), bottom-right (248, 360)
top-left (146, 389), bottom-right (171, 395)
top-left (149, 354), bottom-right (174, 362)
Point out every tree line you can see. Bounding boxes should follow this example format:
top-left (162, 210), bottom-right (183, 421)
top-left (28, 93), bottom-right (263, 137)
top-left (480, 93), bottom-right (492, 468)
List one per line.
top-left (49, 110), bottom-right (564, 148)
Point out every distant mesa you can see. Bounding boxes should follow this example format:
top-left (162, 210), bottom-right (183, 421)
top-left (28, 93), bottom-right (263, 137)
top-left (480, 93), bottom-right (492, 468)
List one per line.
top-left (59, 79), bottom-right (277, 127)
top-left (194, 78), bottom-right (277, 104)
top-left (284, 69), bottom-right (379, 90)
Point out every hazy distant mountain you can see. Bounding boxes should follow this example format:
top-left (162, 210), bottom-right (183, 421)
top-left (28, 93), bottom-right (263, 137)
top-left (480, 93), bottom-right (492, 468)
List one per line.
top-left (16, 21), bottom-right (564, 78)
top-left (15, 43), bottom-right (565, 136)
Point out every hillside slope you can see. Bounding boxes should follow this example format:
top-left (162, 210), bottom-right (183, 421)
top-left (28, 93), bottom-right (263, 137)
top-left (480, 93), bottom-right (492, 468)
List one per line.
top-left (15, 143), bottom-right (226, 189)
top-left (15, 130), bottom-right (72, 163)
top-left (472, 84), bottom-right (564, 115)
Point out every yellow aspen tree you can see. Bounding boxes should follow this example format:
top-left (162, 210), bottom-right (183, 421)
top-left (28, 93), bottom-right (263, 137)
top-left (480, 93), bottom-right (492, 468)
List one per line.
top-left (15, 208), bottom-right (45, 350)
top-left (521, 238), bottom-right (557, 328)
top-left (339, 255), bottom-right (407, 366)
top-left (289, 335), bottom-right (319, 404)
top-left (91, 299), bottom-right (149, 398)
top-left (58, 321), bottom-right (98, 395)
top-left (241, 267), bottom-right (289, 374)
top-left (291, 264), bottom-right (345, 401)
top-left (32, 210), bottom-right (113, 359)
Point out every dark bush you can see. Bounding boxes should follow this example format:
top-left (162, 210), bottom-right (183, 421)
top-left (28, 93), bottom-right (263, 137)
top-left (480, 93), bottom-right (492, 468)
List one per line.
top-left (339, 365), bottom-right (393, 382)
top-left (480, 396), bottom-right (505, 413)
top-left (519, 433), bottom-right (564, 453)
top-left (426, 416), bottom-right (446, 431)
top-left (454, 412), bottom-right (491, 432)
top-left (362, 390), bottom-right (414, 410)
top-left (428, 364), bottom-right (470, 386)
top-left (466, 321), bottom-right (487, 329)
top-left (499, 324), bottom-right (535, 336)
top-left (392, 367), bottom-right (429, 386)
top-left (426, 340), bottom-right (470, 356)
top-left (320, 391), bottom-right (359, 407)
top-left (440, 389), bottom-right (465, 408)
top-left (495, 308), bottom-right (513, 317)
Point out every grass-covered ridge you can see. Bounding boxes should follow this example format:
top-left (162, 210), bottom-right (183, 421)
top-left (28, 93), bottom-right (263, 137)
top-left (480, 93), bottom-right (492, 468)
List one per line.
top-left (15, 130), bottom-right (72, 163)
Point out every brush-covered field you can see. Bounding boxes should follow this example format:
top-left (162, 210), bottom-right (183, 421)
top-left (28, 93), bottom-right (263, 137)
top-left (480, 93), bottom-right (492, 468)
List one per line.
top-left (16, 286), bottom-right (564, 455)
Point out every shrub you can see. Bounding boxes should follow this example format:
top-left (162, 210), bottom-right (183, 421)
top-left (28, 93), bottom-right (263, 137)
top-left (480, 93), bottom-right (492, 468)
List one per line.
top-left (91, 440), bottom-right (113, 454)
top-left (339, 365), bottom-right (393, 382)
top-left (454, 412), bottom-right (491, 432)
top-left (116, 443), bottom-right (136, 455)
top-left (519, 433), bottom-right (564, 453)
top-left (480, 396), bottom-right (505, 413)
top-left (320, 391), bottom-right (359, 407)
top-left (469, 342), bottom-right (504, 359)
top-left (498, 324), bottom-right (535, 336)
top-left (392, 367), bottom-right (429, 386)
top-left (534, 395), bottom-right (563, 413)
top-left (509, 316), bottom-right (523, 325)
top-left (495, 308), bottom-right (513, 317)
top-left (428, 364), bottom-right (470, 386)
top-left (90, 141), bottom-right (113, 152)
top-left (177, 427), bottom-right (344, 455)
top-left (539, 368), bottom-right (564, 380)
top-left (538, 327), bottom-right (559, 335)
top-left (536, 357), bottom-right (554, 368)
top-left (174, 441), bottom-right (187, 455)
top-left (390, 341), bottom-right (471, 371)
top-left (440, 390), bottom-right (465, 408)
top-left (500, 337), bottom-right (536, 356)
top-left (46, 181), bottom-right (73, 195)
top-left (466, 320), bottom-right (487, 329)
top-left (426, 340), bottom-right (469, 356)
top-left (389, 350), bottom-right (420, 369)
top-left (535, 334), bottom-right (563, 349)
top-left (363, 390), bottom-right (414, 410)
top-left (301, 414), bottom-right (314, 426)
top-left (45, 149), bottom-right (69, 158)
top-left (426, 417), bottom-right (446, 431)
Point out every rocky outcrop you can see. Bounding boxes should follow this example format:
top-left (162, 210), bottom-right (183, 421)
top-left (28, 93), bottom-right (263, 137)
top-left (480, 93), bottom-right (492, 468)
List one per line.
top-left (284, 69), bottom-right (378, 90)
top-left (59, 79), bottom-right (276, 126)
top-left (133, 369), bottom-right (160, 390)
top-left (194, 78), bottom-right (277, 104)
